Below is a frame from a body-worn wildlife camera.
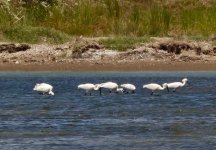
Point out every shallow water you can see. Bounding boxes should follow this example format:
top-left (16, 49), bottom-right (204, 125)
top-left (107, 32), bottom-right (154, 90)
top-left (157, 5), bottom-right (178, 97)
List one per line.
top-left (0, 71), bottom-right (216, 150)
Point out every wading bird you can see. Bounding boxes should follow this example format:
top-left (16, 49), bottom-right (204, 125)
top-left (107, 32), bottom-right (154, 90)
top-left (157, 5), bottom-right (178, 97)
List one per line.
top-left (143, 83), bottom-right (169, 95)
top-left (78, 83), bottom-right (100, 95)
top-left (167, 78), bottom-right (189, 92)
top-left (120, 83), bottom-right (136, 94)
top-left (99, 82), bottom-right (123, 95)
top-left (33, 83), bottom-right (54, 95)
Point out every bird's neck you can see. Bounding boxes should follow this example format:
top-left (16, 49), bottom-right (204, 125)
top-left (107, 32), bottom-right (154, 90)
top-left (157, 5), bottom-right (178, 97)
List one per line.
top-left (182, 81), bottom-right (187, 86)
top-left (161, 85), bottom-right (166, 90)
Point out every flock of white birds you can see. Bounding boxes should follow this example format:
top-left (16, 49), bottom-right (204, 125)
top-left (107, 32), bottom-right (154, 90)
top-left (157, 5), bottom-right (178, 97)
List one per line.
top-left (33, 78), bottom-right (189, 96)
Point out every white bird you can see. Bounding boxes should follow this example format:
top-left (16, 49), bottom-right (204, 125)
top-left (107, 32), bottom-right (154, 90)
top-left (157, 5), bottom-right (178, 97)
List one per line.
top-left (143, 83), bottom-right (169, 95)
top-left (167, 78), bottom-right (189, 92)
top-left (120, 84), bottom-right (136, 94)
top-left (116, 87), bottom-right (124, 93)
top-left (33, 83), bottom-right (54, 95)
top-left (99, 82), bottom-right (123, 94)
top-left (78, 83), bottom-right (100, 95)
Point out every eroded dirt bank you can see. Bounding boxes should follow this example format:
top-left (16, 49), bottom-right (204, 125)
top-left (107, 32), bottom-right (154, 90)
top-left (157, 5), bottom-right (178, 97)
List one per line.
top-left (0, 37), bottom-right (216, 71)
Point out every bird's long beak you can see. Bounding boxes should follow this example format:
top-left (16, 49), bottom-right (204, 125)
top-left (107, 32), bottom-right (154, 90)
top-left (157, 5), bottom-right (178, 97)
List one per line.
top-left (166, 86), bottom-right (170, 92)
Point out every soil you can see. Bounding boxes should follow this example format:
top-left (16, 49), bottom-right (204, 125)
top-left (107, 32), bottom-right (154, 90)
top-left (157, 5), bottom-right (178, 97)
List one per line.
top-left (0, 37), bottom-right (215, 71)
top-left (0, 61), bottom-right (215, 71)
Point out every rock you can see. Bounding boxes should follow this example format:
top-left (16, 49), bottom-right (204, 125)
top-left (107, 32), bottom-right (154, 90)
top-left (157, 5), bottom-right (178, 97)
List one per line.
top-left (198, 42), bottom-right (214, 55)
top-left (51, 57), bottom-right (56, 61)
top-left (154, 41), bottom-right (192, 54)
top-left (213, 47), bottom-right (216, 53)
top-left (84, 42), bottom-right (103, 50)
top-left (2, 59), bottom-right (9, 63)
top-left (72, 42), bottom-right (103, 59)
top-left (202, 50), bottom-right (212, 55)
top-left (195, 47), bottom-right (202, 55)
top-left (0, 43), bottom-right (30, 53)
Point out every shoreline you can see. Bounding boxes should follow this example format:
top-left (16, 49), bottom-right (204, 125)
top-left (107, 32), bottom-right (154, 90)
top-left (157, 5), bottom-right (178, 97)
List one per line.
top-left (1, 37), bottom-right (216, 72)
top-left (0, 61), bottom-right (216, 72)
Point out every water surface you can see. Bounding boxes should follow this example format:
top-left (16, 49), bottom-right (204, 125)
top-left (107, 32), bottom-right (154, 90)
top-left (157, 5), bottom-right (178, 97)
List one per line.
top-left (0, 72), bottom-right (216, 150)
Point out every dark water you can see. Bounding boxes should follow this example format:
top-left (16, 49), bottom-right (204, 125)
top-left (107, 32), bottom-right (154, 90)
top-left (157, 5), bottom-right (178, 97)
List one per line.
top-left (0, 72), bottom-right (216, 150)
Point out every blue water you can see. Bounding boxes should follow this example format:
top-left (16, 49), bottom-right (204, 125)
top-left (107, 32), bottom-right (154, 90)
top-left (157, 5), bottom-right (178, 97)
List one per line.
top-left (0, 71), bottom-right (216, 150)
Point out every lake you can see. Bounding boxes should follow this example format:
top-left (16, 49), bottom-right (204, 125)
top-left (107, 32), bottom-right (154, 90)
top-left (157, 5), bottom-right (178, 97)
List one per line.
top-left (0, 72), bottom-right (215, 150)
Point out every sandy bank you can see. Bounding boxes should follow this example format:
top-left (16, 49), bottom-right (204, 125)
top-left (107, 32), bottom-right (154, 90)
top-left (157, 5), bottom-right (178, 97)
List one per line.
top-left (0, 61), bottom-right (215, 72)
top-left (0, 37), bottom-right (216, 72)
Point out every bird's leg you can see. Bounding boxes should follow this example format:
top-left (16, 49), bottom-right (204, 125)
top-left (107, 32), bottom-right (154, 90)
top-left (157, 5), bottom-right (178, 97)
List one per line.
top-left (89, 92), bottom-right (91, 96)
top-left (151, 91), bottom-right (154, 95)
top-left (85, 91), bottom-right (88, 96)
top-left (115, 89), bottom-right (118, 94)
top-left (99, 88), bottom-right (102, 96)
top-left (132, 90), bottom-right (135, 94)
top-left (123, 90), bottom-right (127, 94)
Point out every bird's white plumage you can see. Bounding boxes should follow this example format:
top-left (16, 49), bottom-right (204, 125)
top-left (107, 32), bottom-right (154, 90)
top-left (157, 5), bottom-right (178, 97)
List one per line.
top-left (100, 82), bottom-right (118, 90)
top-left (78, 83), bottom-right (96, 91)
top-left (99, 82), bottom-right (123, 93)
top-left (33, 83), bottom-right (54, 95)
top-left (143, 83), bottom-right (164, 91)
top-left (143, 83), bottom-right (168, 94)
top-left (116, 87), bottom-right (124, 93)
top-left (121, 84), bottom-right (136, 91)
top-left (78, 83), bottom-right (100, 95)
top-left (167, 78), bottom-right (188, 91)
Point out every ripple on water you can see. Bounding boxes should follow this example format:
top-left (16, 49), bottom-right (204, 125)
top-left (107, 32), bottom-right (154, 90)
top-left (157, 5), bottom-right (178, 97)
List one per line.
top-left (0, 72), bottom-right (215, 150)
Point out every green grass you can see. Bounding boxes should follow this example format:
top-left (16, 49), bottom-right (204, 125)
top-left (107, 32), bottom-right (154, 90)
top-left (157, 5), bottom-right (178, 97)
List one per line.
top-left (1, 0), bottom-right (216, 43)
top-left (2, 26), bottom-right (70, 44)
top-left (179, 5), bottom-right (216, 35)
top-left (100, 36), bottom-right (150, 51)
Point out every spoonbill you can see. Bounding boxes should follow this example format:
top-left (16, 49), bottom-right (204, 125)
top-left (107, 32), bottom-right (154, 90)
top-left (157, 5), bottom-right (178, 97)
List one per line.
top-left (120, 84), bottom-right (136, 94)
top-left (99, 82), bottom-right (123, 94)
top-left (167, 78), bottom-right (189, 92)
top-left (116, 87), bottom-right (124, 93)
top-left (78, 83), bottom-right (100, 95)
top-left (143, 83), bottom-right (169, 95)
top-left (33, 83), bottom-right (54, 95)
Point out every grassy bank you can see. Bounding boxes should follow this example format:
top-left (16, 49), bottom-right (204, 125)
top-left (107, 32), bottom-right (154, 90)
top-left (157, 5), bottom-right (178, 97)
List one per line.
top-left (100, 36), bottom-right (150, 51)
top-left (0, 0), bottom-right (216, 44)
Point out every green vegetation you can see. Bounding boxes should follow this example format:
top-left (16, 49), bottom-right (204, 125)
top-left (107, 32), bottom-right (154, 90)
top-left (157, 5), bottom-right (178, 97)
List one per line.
top-left (100, 36), bottom-right (150, 51)
top-left (0, 0), bottom-right (216, 44)
top-left (3, 26), bottom-right (70, 44)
